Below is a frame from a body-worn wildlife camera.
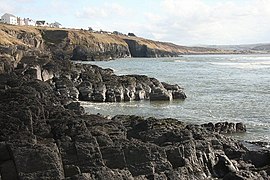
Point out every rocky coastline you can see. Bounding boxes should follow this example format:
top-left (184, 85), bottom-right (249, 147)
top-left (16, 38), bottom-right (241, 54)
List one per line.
top-left (0, 24), bottom-right (270, 180)
top-left (0, 48), bottom-right (270, 180)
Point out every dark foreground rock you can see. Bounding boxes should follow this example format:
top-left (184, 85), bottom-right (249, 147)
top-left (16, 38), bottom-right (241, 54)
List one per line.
top-left (0, 72), bottom-right (269, 180)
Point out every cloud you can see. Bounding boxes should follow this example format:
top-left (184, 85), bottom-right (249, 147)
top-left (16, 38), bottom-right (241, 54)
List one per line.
top-left (76, 2), bottom-right (130, 19)
top-left (144, 0), bottom-right (270, 45)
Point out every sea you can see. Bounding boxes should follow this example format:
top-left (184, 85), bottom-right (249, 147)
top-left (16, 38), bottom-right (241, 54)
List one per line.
top-left (78, 54), bottom-right (270, 142)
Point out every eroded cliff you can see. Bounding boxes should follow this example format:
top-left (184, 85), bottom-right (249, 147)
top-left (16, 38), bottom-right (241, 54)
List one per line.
top-left (0, 24), bottom-right (232, 62)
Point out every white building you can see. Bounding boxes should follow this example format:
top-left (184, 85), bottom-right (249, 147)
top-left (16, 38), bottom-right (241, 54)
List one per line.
top-left (17, 17), bottom-right (25, 26)
top-left (1, 13), bottom-right (18, 25)
top-left (49, 22), bottom-right (62, 28)
top-left (24, 18), bottom-right (35, 26)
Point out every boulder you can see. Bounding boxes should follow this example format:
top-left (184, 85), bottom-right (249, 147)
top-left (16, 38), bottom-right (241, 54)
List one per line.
top-left (149, 87), bottom-right (172, 101)
top-left (162, 82), bottom-right (187, 99)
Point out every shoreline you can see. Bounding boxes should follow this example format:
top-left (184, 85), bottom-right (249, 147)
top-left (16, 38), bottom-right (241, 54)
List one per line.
top-left (1, 52), bottom-right (270, 179)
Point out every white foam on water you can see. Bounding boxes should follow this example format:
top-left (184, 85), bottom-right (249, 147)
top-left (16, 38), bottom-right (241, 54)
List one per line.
top-left (174, 59), bottom-right (189, 62)
top-left (210, 61), bottom-right (270, 69)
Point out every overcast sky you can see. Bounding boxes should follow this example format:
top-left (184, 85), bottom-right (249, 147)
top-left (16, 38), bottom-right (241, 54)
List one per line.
top-left (1, 0), bottom-right (270, 45)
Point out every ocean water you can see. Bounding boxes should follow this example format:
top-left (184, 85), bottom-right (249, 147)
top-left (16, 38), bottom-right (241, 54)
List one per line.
top-left (78, 54), bottom-right (270, 142)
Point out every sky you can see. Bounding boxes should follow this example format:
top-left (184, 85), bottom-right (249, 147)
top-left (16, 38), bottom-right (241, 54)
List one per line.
top-left (1, 0), bottom-right (270, 46)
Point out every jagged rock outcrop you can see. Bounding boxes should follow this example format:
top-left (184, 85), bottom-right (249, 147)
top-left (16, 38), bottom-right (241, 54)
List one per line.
top-left (202, 122), bottom-right (247, 134)
top-left (3, 53), bottom-right (186, 102)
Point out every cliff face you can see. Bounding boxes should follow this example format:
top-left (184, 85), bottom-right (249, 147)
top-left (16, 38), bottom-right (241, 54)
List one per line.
top-left (123, 39), bottom-right (179, 57)
top-left (41, 29), bottom-right (131, 61)
top-left (0, 24), bottom-right (131, 61)
top-left (0, 24), bottom-right (232, 62)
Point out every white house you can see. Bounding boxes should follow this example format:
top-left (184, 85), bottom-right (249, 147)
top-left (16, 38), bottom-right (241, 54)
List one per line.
top-left (1, 13), bottom-right (18, 25)
top-left (24, 18), bottom-right (35, 26)
top-left (49, 22), bottom-right (62, 28)
top-left (17, 17), bottom-right (25, 26)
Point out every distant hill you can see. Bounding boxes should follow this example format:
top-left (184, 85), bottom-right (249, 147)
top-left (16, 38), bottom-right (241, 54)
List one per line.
top-left (202, 43), bottom-right (270, 53)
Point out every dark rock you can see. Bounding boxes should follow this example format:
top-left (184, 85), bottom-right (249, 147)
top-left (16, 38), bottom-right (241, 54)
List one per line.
top-left (10, 142), bottom-right (65, 179)
top-left (201, 122), bottom-right (246, 134)
top-left (105, 86), bottom-right (124, 102)
top-left (223, 172), bottom-right (245, 180)
top-left (243, 150), bottom-right (270, 168)
top-left (64, 102), bottom-right (85, 115)
top-left (0, 143), bottom-right (10, 162)
top-left (91, 83), bottom-right (106, 102)
top-left (93, 167), bottom-right (133, 180)
top-left (161, 82), bottom-right (187, 99)
top-left (236, 123), bottom-right (246, 133)
top-left (78, 81), bottom-right (93, 101)
top-left (71, 46), bottom-right (91, 61)
top-left (124, 39), bottom-right (148, 57)
top-left (64, 165), bottom-right (81, 177)
top-left (100, 146), bottom-right (126, 169)
top-left (166, 147), bottom-right (186, 168)
top-left (0, 160), bottom-right (18, 180)
top-left (123, 39), bottom-right (179, 58)
top-left (149, 87), bottom-right (172, 101)
top-left (213, 154), bottom-right (238, 178)
top-left (74, 135), bottom-right (104, 172)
